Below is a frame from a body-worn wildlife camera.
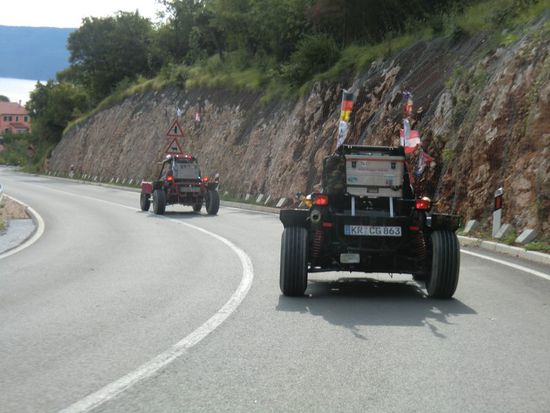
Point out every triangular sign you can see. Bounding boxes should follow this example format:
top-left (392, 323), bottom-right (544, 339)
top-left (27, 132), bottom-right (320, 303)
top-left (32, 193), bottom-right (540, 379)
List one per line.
top-left (166, 119), bottom-right (185, 138)
top-left (164, 137), bottom-right (184, 155)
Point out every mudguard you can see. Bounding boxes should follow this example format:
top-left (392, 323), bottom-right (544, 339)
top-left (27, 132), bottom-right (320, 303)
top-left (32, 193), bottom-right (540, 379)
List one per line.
top-left (429, 213), bottom-right (461, 232)
top-left (141, 181), bottom-right (153, 194)
top-left (280, 209), bottom-right (310, 228)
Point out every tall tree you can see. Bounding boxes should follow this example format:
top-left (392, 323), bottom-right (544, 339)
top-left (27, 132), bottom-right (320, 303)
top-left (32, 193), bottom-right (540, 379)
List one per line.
top-left (26, 81), bottom-right (88, 143)
top-left (67, 12), bottom-right (156, 103)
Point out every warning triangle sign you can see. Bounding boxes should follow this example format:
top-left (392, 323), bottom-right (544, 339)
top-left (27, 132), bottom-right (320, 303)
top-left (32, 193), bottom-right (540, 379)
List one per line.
top-left (166, 119), bottom-right (184, 138)
top-left (164, 137), bottom-right (184, 155)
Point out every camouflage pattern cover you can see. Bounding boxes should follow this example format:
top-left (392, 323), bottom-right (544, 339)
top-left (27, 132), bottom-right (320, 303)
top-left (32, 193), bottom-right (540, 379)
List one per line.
top-left (322, 154), bottom-right (346, 196)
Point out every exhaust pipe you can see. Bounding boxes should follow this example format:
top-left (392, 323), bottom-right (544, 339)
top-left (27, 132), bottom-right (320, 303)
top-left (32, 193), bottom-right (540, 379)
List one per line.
top-left (310, 209), bottom-right (322, 224)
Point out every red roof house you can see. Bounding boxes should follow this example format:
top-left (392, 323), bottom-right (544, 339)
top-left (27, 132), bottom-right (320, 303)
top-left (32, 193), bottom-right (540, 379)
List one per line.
top-left (0, 102), bottom-right (31, 135)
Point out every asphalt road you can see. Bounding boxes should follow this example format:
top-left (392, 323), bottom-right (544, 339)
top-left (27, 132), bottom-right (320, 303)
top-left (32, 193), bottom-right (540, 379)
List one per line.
top-left (1, 168), bottom-right (550, 413)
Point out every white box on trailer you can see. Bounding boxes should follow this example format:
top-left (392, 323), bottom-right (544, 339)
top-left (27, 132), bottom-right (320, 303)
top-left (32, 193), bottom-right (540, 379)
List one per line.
top-left (345, 153), bottom-right (405, 198)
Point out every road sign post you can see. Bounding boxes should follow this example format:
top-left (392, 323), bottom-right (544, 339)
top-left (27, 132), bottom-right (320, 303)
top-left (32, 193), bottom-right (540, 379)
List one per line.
top-left (492, 187), bottom-right (503, 237)
top-left (164, 118), bottom-right (185, 156)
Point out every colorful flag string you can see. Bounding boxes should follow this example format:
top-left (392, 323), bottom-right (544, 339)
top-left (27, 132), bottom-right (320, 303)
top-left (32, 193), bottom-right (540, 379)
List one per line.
top-left (336, 90), bottom-right (354, 148)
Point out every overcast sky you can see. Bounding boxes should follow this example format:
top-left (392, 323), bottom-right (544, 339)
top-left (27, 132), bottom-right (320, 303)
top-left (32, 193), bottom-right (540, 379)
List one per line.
top-left (0, 0), bottom-right (163, 28)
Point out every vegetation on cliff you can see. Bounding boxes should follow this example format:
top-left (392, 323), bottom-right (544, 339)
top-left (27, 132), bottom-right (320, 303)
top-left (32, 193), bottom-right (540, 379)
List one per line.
top-left (14, 0), bottom-right (544, 148)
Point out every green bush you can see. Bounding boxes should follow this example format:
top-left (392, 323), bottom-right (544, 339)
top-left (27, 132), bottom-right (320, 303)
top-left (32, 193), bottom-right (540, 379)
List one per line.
top-left (282, 34), bottom-right (340, 86)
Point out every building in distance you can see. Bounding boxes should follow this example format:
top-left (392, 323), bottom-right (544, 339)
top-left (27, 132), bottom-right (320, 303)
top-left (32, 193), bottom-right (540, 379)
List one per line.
top-left (0, 102), bottom-right (31, 135)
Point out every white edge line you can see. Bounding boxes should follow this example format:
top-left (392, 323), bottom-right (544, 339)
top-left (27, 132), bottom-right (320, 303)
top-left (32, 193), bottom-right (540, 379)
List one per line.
top-left (0, 195), bottom-right (45, 260)
top-left (461, 249), bottom-right (550, 281)
top-left (57, 197), bottom-right (254, 413)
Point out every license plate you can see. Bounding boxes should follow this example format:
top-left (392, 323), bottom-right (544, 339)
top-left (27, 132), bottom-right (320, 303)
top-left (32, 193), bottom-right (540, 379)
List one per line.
top-left (344, 225), bottom-right (402, 237)
top-left (340, 253), bottom-right (360, 264)
top-left (179, 186), bottom-right (200, 193)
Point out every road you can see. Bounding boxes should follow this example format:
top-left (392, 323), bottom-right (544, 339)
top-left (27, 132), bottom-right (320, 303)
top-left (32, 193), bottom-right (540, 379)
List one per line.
top-left (1, 168), bottom-right (550, 413)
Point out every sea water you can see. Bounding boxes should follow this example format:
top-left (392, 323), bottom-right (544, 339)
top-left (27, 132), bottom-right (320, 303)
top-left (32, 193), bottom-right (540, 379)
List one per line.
top-left (0, 77), bottom-right (45, 105)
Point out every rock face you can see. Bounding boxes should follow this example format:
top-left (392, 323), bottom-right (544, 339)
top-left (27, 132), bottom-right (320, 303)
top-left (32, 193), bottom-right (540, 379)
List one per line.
top-left (49, 18), bottom-right (550, 234)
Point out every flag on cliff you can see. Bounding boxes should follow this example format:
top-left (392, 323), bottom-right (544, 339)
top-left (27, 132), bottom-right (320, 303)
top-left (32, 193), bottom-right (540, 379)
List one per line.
top-left (399, 91), bottom-right (420, 153)
top-left (402, 91), bottom-right (413, 117)
top-left (414, 149), bottom-right (434, 177)
top-left (336, 90), bottom-right (354, 148)
top-left (400, 119), bottom-right (421, 153)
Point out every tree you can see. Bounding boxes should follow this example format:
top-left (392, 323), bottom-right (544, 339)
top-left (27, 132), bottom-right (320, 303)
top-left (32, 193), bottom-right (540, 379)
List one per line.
top-left (26, 81), bottom-right (89, 143)
top-left (0, 95), bottom-right (9, 102)
top-left (155, 0), bottom-right (224, 65)
top-left (67, 12), bottom-right (157, 103)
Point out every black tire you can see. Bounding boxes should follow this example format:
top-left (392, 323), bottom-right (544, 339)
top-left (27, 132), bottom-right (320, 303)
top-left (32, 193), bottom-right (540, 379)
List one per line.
top-left (140, 193), bottom-right (150, 211)
top-left (152, 189), bottom-right (166, 215)
top-left (426, 230), bottom-right (460, 298)
top-left (193, 201), bottom-right (202, 212)
top-left (280, 226), bottom-right (308, 296)
top-left (206, 190), bottom-right (219, 215)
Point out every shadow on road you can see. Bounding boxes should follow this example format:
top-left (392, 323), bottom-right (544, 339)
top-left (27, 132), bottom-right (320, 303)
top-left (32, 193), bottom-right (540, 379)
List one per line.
top-left (139, 210), bottom-right (218, 219)
top-left (276, 277), bottom-right (476, 339)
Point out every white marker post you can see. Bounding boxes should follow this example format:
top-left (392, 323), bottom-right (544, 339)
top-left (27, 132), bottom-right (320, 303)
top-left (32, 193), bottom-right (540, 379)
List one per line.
top-left (492, 187), bottom-right (503, 237)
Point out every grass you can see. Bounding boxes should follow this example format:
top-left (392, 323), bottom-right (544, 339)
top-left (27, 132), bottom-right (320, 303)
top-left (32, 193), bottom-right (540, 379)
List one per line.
top-left (0, 200), bottom-right (5, 232)
top-left (525, 241), bottom-right (550, 253)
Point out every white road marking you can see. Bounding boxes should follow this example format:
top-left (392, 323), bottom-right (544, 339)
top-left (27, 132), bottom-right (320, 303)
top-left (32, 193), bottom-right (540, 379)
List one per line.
top-left (26, 186), bottom-right (254, 413)
top-left (0, 195), bottom-right (45, 260)
top-left (461, 249), bottom-right (550, 281)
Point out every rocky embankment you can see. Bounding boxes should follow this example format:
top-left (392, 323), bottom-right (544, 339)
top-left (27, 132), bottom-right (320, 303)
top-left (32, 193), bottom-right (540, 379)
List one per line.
top-left (49, 17), bottom-right (549, 234)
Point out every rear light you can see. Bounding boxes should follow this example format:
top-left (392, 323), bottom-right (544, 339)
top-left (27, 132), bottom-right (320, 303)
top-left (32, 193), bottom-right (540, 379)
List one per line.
top-left (322, 222), bottom-right (333, 228)
top-left (202, 176), bottom-right (209, 183)
top-left (415, 197), bottom-right (431, 211)
top-left (166, 175), bottom-right (174, 183)
top-left (409, 226), bottom-right (420, 231)
top-left (314, 194), bottom-right (329, 206)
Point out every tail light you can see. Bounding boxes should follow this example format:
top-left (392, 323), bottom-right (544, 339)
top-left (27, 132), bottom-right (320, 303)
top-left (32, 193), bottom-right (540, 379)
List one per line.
top-left (415, 197), bottom-right (431, 211)
top-left (166, 175), bottom-right (174, 183)
top-left (202, 177), bottom-right (209, 183)
top-left (314, 194), bottom-right (329, 206)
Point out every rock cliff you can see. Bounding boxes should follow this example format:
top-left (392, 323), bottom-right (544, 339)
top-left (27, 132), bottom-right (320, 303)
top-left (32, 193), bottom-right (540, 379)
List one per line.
top-left (49, 17), bottom-right (549, 234)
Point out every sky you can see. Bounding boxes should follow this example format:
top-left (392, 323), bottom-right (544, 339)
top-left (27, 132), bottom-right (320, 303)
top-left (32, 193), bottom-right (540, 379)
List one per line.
top-left (0, 0), bottom-right (163, 28)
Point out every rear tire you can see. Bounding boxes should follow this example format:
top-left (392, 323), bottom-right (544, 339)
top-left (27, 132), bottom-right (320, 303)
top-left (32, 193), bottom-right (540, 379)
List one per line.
top-left (140, 193), bottom-right (150, 211)
top-left (280, 226), bottom-right (308, 296)
top-left (206, 190), bottom-right (219, 215)
top-left (426, 230), bottom-right (460, 298)
top-left (153, 189), bottom-right (166, 215)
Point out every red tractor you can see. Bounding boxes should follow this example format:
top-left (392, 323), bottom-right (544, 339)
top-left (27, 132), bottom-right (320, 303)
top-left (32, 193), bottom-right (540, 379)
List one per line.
top-left (140, 155), bottom-right (220, 215)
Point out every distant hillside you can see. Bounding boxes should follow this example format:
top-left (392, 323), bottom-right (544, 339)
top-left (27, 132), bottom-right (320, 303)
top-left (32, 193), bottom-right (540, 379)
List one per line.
top-left (0, 26), bottom-right (73, 80)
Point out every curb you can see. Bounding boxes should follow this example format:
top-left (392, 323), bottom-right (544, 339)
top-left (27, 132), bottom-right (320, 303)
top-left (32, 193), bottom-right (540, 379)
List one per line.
top-left (0, 195), bottom-right (45, 260)
top-left (221, 200), bottom-right (279, 214)
top-left (458, 235), bottom-right (550, 266)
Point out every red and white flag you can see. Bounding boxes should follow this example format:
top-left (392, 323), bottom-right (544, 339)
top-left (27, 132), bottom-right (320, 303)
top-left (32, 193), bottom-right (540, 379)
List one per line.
top-left (400, 119), bottom-right (420, 153)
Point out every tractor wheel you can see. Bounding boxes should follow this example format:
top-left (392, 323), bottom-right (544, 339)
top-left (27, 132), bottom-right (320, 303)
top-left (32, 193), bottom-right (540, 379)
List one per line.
top-left (153, 189), bottom-right (166, 215)
top-left (206, 190), bottom-right (220, 215)
top-left (426, 230), bottom-right (460, 298)
top-left (193, 202), bottom-right (202, 212)
top-left (140, 193), bottom-right (150, 211)
top-left (280, 226), bottom-right (308, 296)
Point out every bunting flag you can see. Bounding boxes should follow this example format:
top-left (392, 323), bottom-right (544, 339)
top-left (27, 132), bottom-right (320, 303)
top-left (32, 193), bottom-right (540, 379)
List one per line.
top-left (402, 91), bottom-right (414, 117)
top-left (336, 90), bottom-right (354, 148)
top-left (399, 91), bottom-right (420, 153)
top-left (414, 150), bottom-right (435, 177)
top-left (400, 119), bottom-right (421, 153)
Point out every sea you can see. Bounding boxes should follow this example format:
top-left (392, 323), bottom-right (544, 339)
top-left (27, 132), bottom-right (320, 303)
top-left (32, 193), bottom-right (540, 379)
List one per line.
top-left (0, 77), bottom-right (46, 105)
